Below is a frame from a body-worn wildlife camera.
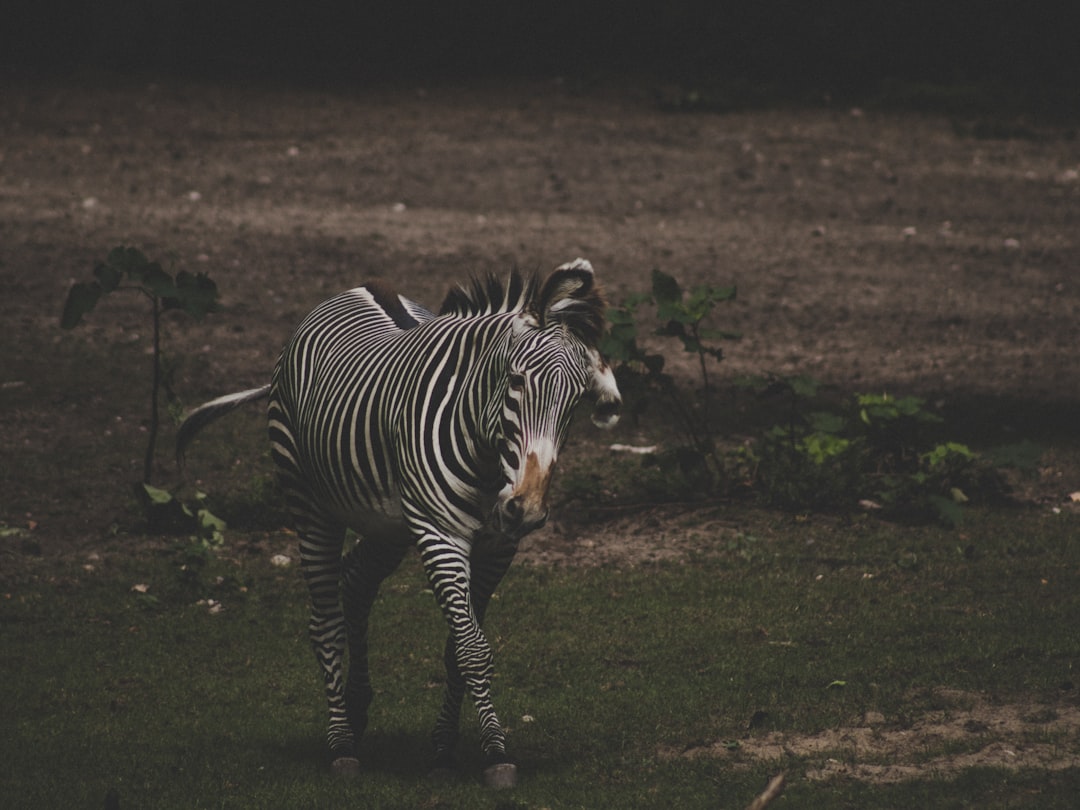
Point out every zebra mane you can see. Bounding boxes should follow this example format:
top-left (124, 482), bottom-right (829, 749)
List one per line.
top-left (439, 263), bottom-right (606, 347)
top-left (439, 270), bottom-right (538, 319)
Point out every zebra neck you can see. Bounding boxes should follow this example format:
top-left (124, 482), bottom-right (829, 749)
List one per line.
top-left (453, 314), bottom-right (517, 451)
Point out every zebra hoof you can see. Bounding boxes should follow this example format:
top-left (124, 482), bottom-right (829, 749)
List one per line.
top-left (331, 756), bottom-right (361, 778)
top-left (483, 762), bottom-right (518, 789)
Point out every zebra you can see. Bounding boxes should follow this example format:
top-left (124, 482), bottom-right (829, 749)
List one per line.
top-left (177, 258), bottom-right (621, 787)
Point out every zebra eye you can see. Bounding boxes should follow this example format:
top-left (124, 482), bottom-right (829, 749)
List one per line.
top-left (508, 373), bottom-right (526, 392)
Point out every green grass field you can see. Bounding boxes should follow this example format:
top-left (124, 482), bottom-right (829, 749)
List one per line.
top-left (3, 506), bottom-right (1079, 808)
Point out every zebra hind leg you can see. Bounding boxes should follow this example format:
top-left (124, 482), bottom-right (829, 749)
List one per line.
top-left (428, 633), bottom-right (466, 778)
top-left (341, 536), bottom-right (410, 757)
top-left (296, 518), bottom-right (357, 774)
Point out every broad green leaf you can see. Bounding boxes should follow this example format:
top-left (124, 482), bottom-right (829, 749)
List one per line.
top-left (923, 442), bottom-right (976, 468)
top-left (788, 374), bottom-right (821, 399)
top-left (856, 393), bottom-right (891, 407)
top-left (712, 284), bottom-right (737, 302)
top-left (944, 441), bottom-right (975, 459)
top-left (651, 270), bottom-right (689, 323)
top-left (198, 509), bottom-right (226, 531)
top-left (60, 281), bottom-right (102, 329)
top-left (678, 336), bottom-right (703, 354)
top-left (106, 246), bottom-right (150, 275)
top-left (643, 353), bottom-right (665, 374)
top-left (137, 262), bottom-right (177, 300)
top-left (606, 308), bottom-right (636, 326)
top-left (656, 300), bottom-right (689, 323)
top-left (141, 483), bottom-right (175, 505)
top-left (171, 271), bottom-right (220, 319)
top-left (685, 285), bottom-right (736, 320)
top-left (93, 261), bottom-right (123, 292)
top-left (807, 411), bottom-right (846, 434)
top-left (654, 320), bottom-right (686, 338)
top-left (799, 432), bottom-right (851, 464)
top-left (895, 396), bottom-right (924, 416)
top-left (987, 440), bottom-right (1044, 470)
top-left (650, 269), bottom-right (682, 305)
top-left (765, 424), bottom-right (790, 440)
top-left (928, 494), bottom-right (964, 528)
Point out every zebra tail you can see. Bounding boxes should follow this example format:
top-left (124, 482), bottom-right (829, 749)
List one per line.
top-left (176, 384), bottom-right (271, 465)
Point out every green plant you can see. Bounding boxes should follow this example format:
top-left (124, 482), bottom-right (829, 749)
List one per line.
top-left (601, 269), bottom-right (738, 488)
top-left (741, 377), bottom-right (994, 525)
top-left (61, 246), bottom-right (220, 483)
top-left (140, 483), bottom-right (227, 546)
top-left (140, 482), bottom-right (229, 591)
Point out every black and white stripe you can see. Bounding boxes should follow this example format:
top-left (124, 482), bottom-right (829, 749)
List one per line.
top-left (178, 259), bottom-right (621, 784)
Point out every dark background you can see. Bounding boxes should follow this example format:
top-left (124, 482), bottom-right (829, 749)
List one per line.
top-left (4, 1), bottom-right (1077, 93)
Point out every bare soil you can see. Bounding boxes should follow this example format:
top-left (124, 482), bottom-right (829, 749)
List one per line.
top-left (665, 688), bottom-right (1080, 785)
top-left (2, 75), bottom-right (1079, 782)
top-left (665, 686), bottom-right (1080, 781)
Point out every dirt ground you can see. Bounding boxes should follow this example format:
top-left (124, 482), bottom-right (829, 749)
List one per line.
top-left (664, 688), bottom-right (1080, 783)
top-left (2, 74), bottom-right (1079, 783)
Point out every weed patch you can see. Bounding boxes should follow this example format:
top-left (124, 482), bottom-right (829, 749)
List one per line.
top-left (600, 275), bottom-right (1020, 526)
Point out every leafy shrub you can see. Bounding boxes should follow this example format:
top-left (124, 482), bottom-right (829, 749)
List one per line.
top-left (140, 483), bottom-right (227, 546)
top-left (600, 268), bottom-right (738, 489)
top-left (61, 246), bottom-right (220, 484)
top-left (140, 483), bottom-right (230, 594)
top-left (602, 274), bottom-right (1005, 526)
top-left (739, 376), bottom-right (999, 526)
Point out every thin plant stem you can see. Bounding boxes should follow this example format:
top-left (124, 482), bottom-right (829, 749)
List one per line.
top-left (144, 294), bottom-right (161, 484)
top-left (691, 323), bottom-right (712, 431)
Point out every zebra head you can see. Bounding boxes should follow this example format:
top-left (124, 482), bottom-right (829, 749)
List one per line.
top-left (493, 259), bottom-right (622, 534)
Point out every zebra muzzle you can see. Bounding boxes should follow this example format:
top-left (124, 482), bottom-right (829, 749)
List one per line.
top-left (495, 452), bottom-right (551, 533)
top-left (495, 495), bottom-right (549, 533)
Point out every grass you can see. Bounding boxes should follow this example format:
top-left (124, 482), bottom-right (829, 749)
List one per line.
top-left (3, 507), bottom-right (1080, 808)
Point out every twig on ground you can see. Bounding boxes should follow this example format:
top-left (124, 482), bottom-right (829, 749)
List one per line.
top-left (745, 772), bottom-right (786, 810)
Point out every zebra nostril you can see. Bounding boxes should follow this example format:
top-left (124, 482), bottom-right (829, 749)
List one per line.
top-left (494, 496), bottom-right (525, 532)
top-left (504, 497), bottom-right (523, 521)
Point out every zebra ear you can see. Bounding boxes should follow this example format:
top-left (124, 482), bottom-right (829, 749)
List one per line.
top-left (535, 258), bottom-right (604, 344)
top-left (588, 350), bottom-right (622, 429)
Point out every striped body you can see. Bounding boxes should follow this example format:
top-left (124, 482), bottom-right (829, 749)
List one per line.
top-left (177, 259), bottom-right (620, 782)
top-left (272, 283), bottom-right (528, 537)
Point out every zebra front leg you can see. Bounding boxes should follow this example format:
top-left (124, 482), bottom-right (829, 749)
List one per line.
top-left (297, 521), bottom-right (357, 773)
top-left (420, 534), bottom-right (517, 788)
top-left (469, 538), bottom-right (521, 789)
top-left (430, 535), bottom-right (519, 783)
